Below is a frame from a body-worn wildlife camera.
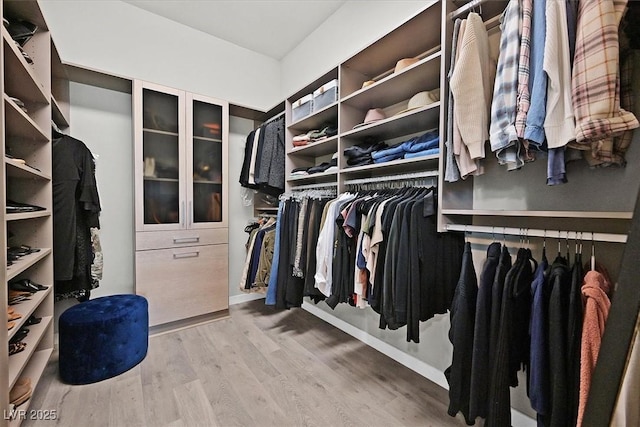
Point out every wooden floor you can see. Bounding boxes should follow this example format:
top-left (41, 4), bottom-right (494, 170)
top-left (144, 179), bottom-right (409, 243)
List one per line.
top-left (23, 300), bottom-right (467, 427)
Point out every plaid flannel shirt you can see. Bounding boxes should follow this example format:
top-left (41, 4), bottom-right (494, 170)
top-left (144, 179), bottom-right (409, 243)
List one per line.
top-left (515, 0), bottom-right (532, 139)
top-left (571, 0), bottom-right (638, 165)
top-left (490, 0), bottom-right (523, 169)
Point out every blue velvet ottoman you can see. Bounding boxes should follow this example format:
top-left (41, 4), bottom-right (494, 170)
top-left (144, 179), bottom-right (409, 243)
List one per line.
top-left (58, 294), bottom-right (149, 384)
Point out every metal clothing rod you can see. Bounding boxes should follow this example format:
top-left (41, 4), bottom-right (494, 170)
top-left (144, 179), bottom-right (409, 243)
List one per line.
top-left (450, 0), bottom-right (486, 19)
top-left (450, 1), bottom-right (503, 32)
top-left (343, 170), bottom-right (438, 187)
top-left (264, 111), bottom-right (285, 124)
top-left (290, 182), bottom-right (338, 191)
top-left (445, 224), bottom-right (628, 244)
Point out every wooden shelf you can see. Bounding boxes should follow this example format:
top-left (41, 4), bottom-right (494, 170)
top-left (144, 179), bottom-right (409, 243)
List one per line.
top-left (143, 177), bottom-right (179, 183)
top-left (193, 135), bottom-right (222, 143)
top-left (6, 249), bottom-right (52, 281)
top-left (287, 170), bottom-right (337, 184)
top-left (341, 51), bottom-right (441, 110)
top-left (441, 209), bottom-right (634, 220)
top-left (7, 286), bottom-right (52, 342)
top-left (5, 158), bottom-right (50, 180)
top-left (288, 102), bottom-right (338, 131)
top-left (6, 211), bottom-right (50, 222)
top-left (51, 95), bottom-right (70, 128)
top-left (340, 2), bottom-right (442, 79)
top-left (2, 28), bottom-right (48, 105)
top-left (341, 102), bottom-right (440, 141)
top-left (4, 95), bottom-right (49, 143)
top-left (193, 180), bottom-right (222, 185)
top-left (8, 317), bottom-right (52, 389)
top-left (288, 135), bottom-right (338, 157)
top-left (143, 128), bottom-right (179, 137)
top-left (341, 154), bottom-right (439, 176)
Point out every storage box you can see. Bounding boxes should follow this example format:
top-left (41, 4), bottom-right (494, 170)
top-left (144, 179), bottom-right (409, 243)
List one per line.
top-left (292, 94), bottom-right (313, 122)
top-left (312, 79), bottom-right (339, 112)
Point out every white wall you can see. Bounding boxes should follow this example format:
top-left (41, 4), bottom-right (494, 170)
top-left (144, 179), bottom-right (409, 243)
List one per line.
top-left (40, 0), bottom-right (281, 111)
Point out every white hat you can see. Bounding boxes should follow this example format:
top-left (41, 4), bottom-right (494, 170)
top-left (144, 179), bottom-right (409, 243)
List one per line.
top-left (394, 89), bottom-right (440, 116)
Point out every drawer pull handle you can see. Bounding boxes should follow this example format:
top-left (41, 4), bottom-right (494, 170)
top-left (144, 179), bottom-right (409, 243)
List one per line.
top-left (173, 251), bottom-right (199, 259)
top-left (173, 237), bottom-right (200, 244)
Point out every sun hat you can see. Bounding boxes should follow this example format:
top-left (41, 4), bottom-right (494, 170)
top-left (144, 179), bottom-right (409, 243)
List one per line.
top-left (361, 80), bottom-right (376, 89)
top-left (394, 57), bottom-right (420, 74)
top-left (353, 108), bottom-right (386, 129)
top-left (394, 89), bottom-right (440, 116)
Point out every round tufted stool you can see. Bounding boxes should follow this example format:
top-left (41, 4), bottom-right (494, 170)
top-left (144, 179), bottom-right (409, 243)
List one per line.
top-left (58, 294), bottom-right (148, 384)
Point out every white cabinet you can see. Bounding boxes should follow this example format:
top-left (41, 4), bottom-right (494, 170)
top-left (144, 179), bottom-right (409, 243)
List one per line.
top-left (133, 80), bottom-right (229, 328)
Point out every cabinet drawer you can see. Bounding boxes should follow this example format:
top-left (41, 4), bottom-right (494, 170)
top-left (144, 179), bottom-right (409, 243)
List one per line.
top-left (136, 228), bottom-right (228, 250)
top-left (135, 244), bottom-right (229, 326)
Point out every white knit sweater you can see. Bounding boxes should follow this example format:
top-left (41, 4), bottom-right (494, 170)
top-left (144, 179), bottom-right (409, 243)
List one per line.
top-left (450, 12), bottom-right (492, 160)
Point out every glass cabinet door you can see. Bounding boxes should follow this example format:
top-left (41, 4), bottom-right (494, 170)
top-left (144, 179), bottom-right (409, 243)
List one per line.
top-left (191, 99), bottom-right (223, 224)
top-left (142, 88), bottom-right (182, 225)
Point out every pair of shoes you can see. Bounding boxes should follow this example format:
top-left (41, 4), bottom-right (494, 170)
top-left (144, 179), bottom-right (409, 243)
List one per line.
top-left (25, 315), bottom-right (41, 326)
top-left (8, 311), bottom-right (22, 322)
top-left (6, 199), bottom-right (45, 213)
top-left (9, 278), bottom-right (48, 293)
top-left (9, 341), bottom-right (27, 355)
top-left (10, 378), bottom-right (32, 407)
top-left (10, 327), bottom-right (29, 344)
top-left (9, 290), bottom-right (32, 305)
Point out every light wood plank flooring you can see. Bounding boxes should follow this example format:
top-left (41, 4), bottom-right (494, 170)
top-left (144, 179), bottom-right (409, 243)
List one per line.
top-left (23, 300), bottom-right (467, 427)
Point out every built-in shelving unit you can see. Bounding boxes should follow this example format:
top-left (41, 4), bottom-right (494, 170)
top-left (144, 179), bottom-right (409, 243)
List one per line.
top-left (284, 1), bottom-right (444, 195)
top-left (2, 1), bottom-right (57, 424)
top-left (133, 80), bottom-right (230, 329)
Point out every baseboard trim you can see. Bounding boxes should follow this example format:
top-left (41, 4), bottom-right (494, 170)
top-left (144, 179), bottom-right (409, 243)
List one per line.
top-left (300, 302), bottom-right (536, 427)
top-left (229, 293), bottom-right (266, 306)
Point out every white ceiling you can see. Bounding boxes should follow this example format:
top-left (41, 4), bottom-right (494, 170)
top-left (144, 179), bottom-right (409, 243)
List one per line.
top-left (123, 0), bottom-right (347, 60)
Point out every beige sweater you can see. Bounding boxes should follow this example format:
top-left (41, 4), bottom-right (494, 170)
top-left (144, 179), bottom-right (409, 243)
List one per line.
top-left (450, 12), bottom-right (493, 160)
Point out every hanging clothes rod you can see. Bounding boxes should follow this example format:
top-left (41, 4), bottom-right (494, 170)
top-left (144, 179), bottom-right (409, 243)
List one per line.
top-left (263, 110), bottom-right (285, 124)
top-left (450, 0), bottom-right (486, 19)
top-left (290, 182), bottom-right (338, 191)
top-left (449, 0), bottom-right (505, 32)
top-left (343, 170), bottom-right (438, 187)
top-left (445, 224), bottom-right (628, 244)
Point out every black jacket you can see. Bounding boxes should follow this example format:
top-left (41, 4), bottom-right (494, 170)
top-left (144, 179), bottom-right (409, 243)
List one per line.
top-left (446, 241), bottom-right (478, 425)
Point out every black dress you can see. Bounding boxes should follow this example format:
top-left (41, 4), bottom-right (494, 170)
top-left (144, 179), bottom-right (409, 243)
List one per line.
top-left (52, 135), bottom-right (101, 300)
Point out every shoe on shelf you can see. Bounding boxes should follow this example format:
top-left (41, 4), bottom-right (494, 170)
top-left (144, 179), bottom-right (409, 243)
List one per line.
top-left (9, 377), bottom-right (32, 407)
top-left (8, 311), bottom-right (22, 321)
top-left (7, 321), bottom-right (15, 331)
top-left (25, 315), bottom-right (41, 326)
top-left (8, 341), bottom-right (27, 356)
top-left (10, 278), bottom-right (48, 293)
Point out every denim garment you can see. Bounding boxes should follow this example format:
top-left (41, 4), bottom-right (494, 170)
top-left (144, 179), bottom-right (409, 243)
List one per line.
top-left (547, 147), bottom-right (567, 186)
top-left (371, 141), bottom-right (406, 160)
top-left (265, 202), bottom-right (284, 305)
top-left (524, 0), bottom-right (547, 147)
top-left (405, 136), bottom-right (440, 153)
top-left (372, 131), bottom-right (439, 160)
top-left (403, 148), bottom-right (440, 159)
top-left (373, 152), bottom-right (405, 164)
